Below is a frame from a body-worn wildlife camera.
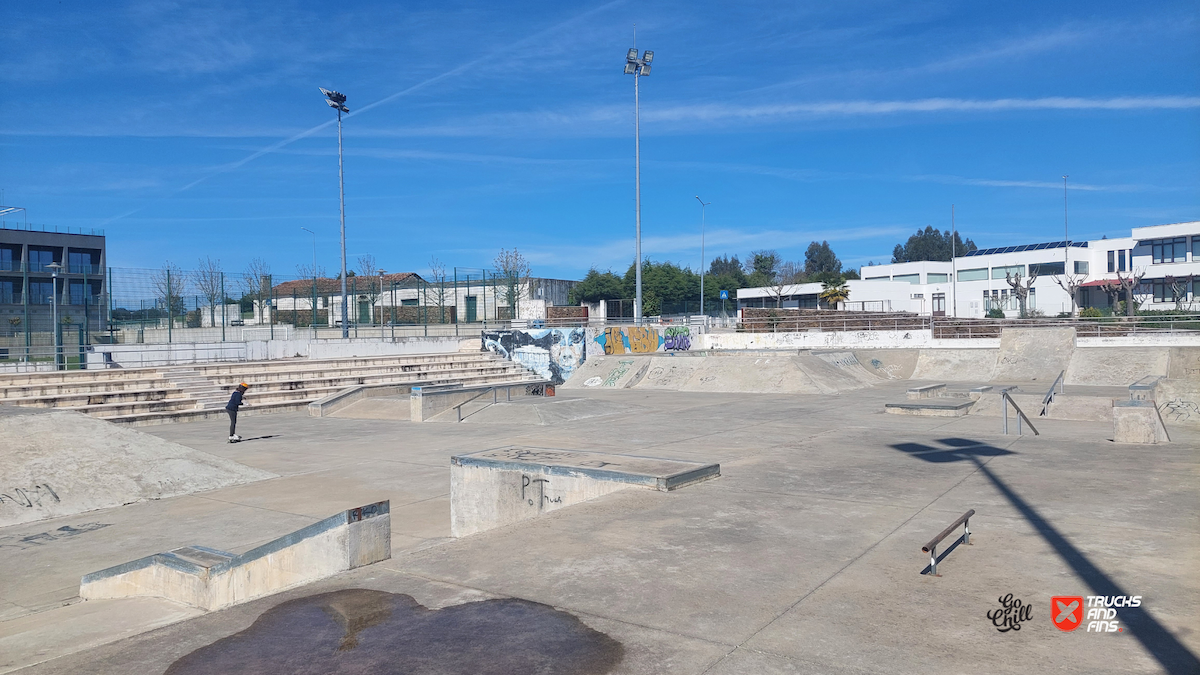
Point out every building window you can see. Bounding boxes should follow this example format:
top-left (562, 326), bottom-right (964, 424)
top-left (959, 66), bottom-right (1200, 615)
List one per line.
top-left (958, 268), bottom-right (987, 281)
top-left (68, 250), bottom-right (101, 274)
top-left (28, 248), bottom-right (56, 273)
top-left (893, 273), bottom-right (920, 284)
top-left (927, 273), bottom-right (948, 283)
top-left (1030, 262), bottom-right (1065, 276)
top-left (1193, 236), bottom-right (1200, 259)
top-left (1107, 251), bottom-right (1115, 273)
top-left (0, 246), bottom-right (18, 272)
top-left (864, 276), bottom-right (889, 281)
top-left (1074, 261), bottom-right (1089, 274)
top-left (29, 280), bottom-right (54, 304)
top-left (1151, 237), bottom-right (1188, 264)
top-left (992, 264), bottom-right (1025, 280)
top-left (0, 279), bottom-right (16, 304)
top-left (1118, 250), bottom-right (1126, 272)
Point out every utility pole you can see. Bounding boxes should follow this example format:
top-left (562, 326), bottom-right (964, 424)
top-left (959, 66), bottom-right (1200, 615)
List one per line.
top-left (951, 205), bottom-right (957, 318)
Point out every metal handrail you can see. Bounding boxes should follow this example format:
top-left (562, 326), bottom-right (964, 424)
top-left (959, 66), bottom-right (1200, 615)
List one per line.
top-left (1002, 391), bottom-right (1039, 435)
top-left (1040, 369), bottom-right (1065, 416)
top-left (450, 381), bottom-right (539, 422)
top-left (922, 509), bottom-right (974, 576)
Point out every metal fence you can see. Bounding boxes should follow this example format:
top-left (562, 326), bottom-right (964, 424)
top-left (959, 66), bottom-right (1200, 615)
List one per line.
top-left (0, 263), bottom-right (536, 368)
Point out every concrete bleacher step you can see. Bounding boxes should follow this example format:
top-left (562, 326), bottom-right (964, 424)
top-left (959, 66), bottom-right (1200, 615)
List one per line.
top-left (2, 352), bottom-right (541, 426)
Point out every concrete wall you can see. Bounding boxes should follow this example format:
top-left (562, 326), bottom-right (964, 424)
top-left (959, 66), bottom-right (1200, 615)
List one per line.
top-left (482, 328), bottom-right (586, 385)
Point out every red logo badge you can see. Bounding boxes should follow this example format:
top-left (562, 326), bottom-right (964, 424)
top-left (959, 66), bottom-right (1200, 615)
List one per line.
top-left (1052, 596), bottom-right (1084, 631)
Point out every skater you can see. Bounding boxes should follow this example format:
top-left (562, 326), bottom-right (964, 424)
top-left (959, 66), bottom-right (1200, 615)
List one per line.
top-left (226, 383), bottom-right (250, 442)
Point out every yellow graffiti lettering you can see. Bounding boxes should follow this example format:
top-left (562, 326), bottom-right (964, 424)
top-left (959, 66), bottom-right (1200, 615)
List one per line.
top-left (603, 327), bottom-right (625, 355)
top-left (627, 327), bottom-right (659, 353)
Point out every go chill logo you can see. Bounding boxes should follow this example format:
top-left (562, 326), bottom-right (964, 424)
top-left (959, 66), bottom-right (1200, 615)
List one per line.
top-left (1053, 595), bottom-right (1141, 633)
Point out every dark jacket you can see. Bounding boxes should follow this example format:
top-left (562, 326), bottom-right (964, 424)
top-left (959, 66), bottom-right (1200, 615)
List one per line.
top-left (225, 390), bottom-right (245, 411)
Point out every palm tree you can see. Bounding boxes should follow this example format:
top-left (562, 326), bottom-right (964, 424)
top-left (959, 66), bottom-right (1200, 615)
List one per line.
top-left (819, 279), bottom-right (850, 309)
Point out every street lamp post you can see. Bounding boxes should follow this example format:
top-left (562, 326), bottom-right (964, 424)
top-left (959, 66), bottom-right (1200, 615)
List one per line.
top-left (378, 269), bottom-right (387, 340)
top-left (46, 262), bottom-right (63, 369)
top-left (695, 196), bottom-right (709, 316)
top-left (320, 87), bottom-right (351, 338)
top-left (625, 47), bottom-right (653, 322)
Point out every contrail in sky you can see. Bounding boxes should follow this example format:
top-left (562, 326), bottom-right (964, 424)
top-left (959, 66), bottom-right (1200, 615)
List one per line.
top-left (102, 0), bottom-right (626, 226)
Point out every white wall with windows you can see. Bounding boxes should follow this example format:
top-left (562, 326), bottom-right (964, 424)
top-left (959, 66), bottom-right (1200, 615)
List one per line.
top-left (759, 221), bottom-right (1200, 318)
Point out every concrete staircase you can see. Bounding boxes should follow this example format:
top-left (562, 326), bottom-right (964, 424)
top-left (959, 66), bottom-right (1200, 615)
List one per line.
top-left (0, 352), bottom-right (542, 426)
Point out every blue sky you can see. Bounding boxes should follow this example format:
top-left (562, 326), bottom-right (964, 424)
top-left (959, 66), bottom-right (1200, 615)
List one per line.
top-left (2, 0), bottom-right (1198, 281)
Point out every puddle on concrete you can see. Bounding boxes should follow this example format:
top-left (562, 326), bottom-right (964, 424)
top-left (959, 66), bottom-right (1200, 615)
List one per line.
top-left (165, 588), bottom-right (624, 674)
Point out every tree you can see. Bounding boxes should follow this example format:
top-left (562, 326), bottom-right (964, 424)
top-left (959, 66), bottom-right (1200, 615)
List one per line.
top-left (761, 260), bottom-right (803, 308)
top-left (708, 255), bottom-right (746, 280)
top-left (892, 226), bottom-right (977, 263)
top-left (569, 269), bottom-right (625, 304)
top-left (804, 240), bottom-right (841, 276)
top-left (843, 268), bottom-right (861, 280)
top-left (357, 255), bottom-right (381, 323)
top-left (819, 279), bottom-right (850, 308)
top-left (745, 250), bottom-right (781, 288)
top-left (153, 262), bottom-right (187, 326)
top-left (1052, 271), bottom-right (1087, 317)
top-left (194, 257), bottom-right (222, 329)
top-left (622, 259), bottom-right (699, 314)
top-left (1005, 268), bottom-right (1038, 318)
top-left (1166, 274), bottom-right (1194, 311)
top-left (242, 258), bottom-right (272, 325)
top-left (1114, 269), bottom-right (1145, 317)
top-left (427, 257), bottom-right (450, 323)
top-left (494, 248), bottom-right (532, 317)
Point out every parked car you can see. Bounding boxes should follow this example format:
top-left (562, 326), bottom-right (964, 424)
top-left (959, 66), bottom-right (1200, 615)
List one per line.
top-left (230, 319), bottom-right (245, 326)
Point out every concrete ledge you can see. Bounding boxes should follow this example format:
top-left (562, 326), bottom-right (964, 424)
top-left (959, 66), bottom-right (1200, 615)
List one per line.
top-left (1113, 400), bottom-right (1171, 444)
top-left (450, 446), bottom-right (720, 537)
top-left (411, 381), bottom-right (549, 422)
top-left (80, 501), bottom-right (390, 611)
top-left (885, 400), bottom-right (974, 417)
top-left (906, 383), bottom-right (946, 399)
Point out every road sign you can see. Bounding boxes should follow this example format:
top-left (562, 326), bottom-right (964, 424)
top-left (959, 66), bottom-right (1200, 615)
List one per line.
top-left (719, 290), bottom-right (729, 299)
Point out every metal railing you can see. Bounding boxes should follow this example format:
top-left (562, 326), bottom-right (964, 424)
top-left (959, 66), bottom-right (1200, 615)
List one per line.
top-left (450, 381), bottom-right (545, 422)
top-left (922, 509), bottom-right (975, 576)
top-left (1040, 370), bottom-right (1065, 417)
top-left (1001, 389), bottom-right (1039, 435)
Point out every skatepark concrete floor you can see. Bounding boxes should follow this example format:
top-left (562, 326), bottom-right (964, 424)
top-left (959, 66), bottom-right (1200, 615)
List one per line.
top-left (2, 383), bottom-right (1197, 674)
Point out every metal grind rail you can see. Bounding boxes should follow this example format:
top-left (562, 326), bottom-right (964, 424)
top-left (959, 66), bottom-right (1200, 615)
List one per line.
top-left (922, 509), bottom-right (975, 576)
top-left (1040, 369), bottom-right (1065, 417)
top-left (1001, 389), bottom-right (1039, 435)
top-left (451, 382), bottom-right (544, 422)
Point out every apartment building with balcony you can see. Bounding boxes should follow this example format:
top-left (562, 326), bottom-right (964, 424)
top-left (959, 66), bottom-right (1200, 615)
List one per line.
top-left (0, 223), bottom-right (108, 340)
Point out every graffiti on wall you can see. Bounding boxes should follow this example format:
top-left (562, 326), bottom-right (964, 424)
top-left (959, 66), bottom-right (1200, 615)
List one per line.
top-left (592, 326), bottom-right (664, 356)
top-left (664, 326), bottom-right (691, 351)
top-left (482, 328), bottom-right (586, 385)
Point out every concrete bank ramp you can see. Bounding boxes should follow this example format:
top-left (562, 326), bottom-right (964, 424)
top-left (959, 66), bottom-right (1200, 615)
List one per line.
top-left (81, 501), bottom-right (390, 611)
top-left (0, 408), bottom-right (275, 528)
top-left (328, 396), bottom-right (411, 420)
top-left (560, 355), bottom-right (650, 389)
top-left (911, 349), bottom-right (998, 382)
top-left (854, 349), bottom-right (919, 380)
top-left (631, 352), bottom-right (877, 394)
top-left (994, 327), bottom-right (1075, 382)
top-left (1066, 348), bottom-right (1169, 386)
top-left (454, 397), bottom-right (634, 425)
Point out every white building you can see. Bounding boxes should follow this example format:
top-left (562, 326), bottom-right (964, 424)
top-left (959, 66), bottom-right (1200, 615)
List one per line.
top-left (740, 221), bottom-right (1200, 317)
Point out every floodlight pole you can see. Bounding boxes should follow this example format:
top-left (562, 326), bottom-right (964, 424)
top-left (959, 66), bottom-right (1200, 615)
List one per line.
top-left (337, 108), bottom-right (348, 338)
top-left (47, 262), bottom-right (62, 370)
top-left (696, 196), bottom-right (710, 316)
top-left (633, 66), bottom-right (643, 323)
top-left (625, 47), bottom-right (652, 323)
